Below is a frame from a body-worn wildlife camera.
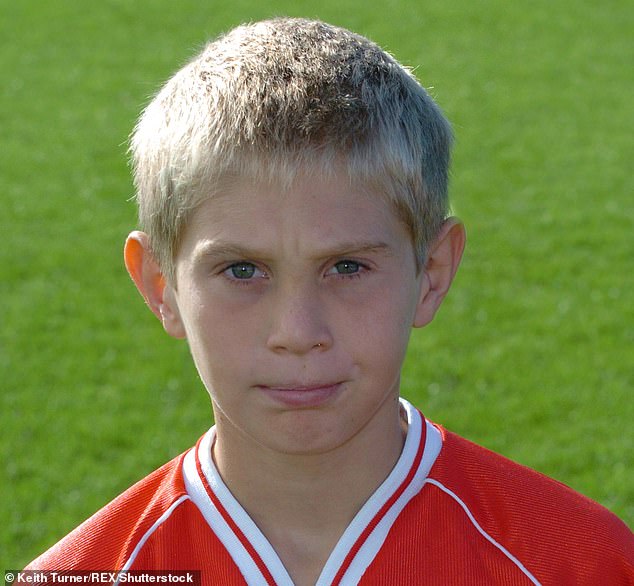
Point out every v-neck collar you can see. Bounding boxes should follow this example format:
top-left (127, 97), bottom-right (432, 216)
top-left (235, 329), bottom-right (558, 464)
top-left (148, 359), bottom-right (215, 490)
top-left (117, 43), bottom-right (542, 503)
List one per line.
top-left (183, 399), bottom-right (442, 585)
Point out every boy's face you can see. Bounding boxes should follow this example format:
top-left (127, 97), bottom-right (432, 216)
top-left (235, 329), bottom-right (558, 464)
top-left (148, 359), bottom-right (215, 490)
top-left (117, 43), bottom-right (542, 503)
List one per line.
top-left (128, 172), bottom-right (462, 456)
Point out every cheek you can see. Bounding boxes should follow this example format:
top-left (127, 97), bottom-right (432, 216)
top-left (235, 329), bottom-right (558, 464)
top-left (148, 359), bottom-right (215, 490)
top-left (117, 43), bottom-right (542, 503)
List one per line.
top-left (182, 301), bottom-right (261, 384)
top-left (340, 287), bottom-right (416, 364)
top-left (354, 271), bottom-right (419, 328)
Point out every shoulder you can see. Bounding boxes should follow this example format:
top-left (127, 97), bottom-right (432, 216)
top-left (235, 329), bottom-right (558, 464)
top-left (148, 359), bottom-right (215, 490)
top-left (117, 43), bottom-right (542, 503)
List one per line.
top-left (426, 425), bottom-right (634, 583)
top-left (25, 451), bottom-right (191, 570)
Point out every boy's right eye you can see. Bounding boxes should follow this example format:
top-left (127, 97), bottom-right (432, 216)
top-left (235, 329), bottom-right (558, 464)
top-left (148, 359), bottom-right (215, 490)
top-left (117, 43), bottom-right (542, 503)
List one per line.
top-left (224, 262), bottom-right (260, 280)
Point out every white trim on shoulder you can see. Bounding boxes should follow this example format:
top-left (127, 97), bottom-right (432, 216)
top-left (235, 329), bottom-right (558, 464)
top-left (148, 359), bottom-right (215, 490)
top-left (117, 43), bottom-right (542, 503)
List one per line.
top-left (424, 479), bottom-right (542, 586)
top-left (115, 494), bottom-right (191, 581)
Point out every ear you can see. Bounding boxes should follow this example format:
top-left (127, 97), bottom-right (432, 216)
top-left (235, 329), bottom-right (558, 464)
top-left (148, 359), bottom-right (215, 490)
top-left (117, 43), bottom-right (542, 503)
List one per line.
top-left (124, 231), bottom-right (187, 339)
top-left (413, 218), bottom-right (466, 328)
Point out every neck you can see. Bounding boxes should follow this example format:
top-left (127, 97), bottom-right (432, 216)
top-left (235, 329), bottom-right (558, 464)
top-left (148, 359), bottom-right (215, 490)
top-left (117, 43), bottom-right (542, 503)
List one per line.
top-left (211, 400), bottom-right (407, 585)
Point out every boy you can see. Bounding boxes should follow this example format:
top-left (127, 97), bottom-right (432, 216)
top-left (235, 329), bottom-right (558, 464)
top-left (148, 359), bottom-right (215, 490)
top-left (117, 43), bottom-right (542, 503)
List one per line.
top-left (27, 17), bottom-right (633, 585)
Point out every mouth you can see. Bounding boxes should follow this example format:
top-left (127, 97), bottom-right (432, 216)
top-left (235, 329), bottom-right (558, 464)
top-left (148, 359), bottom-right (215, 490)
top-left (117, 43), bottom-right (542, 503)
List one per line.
top-left (256, 382), bottom-right (344, 409)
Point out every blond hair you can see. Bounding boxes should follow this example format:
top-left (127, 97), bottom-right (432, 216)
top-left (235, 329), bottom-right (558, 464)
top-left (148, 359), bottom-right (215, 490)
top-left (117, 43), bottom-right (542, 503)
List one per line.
top-left (130, 18), bottom-right (453, 281)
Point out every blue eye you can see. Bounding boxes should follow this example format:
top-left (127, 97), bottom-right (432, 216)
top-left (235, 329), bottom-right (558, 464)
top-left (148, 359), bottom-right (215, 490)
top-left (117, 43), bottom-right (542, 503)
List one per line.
top-left (333, 260), bottom-right (361, 275)
top-left (228, 262), bottom-right (257, 279)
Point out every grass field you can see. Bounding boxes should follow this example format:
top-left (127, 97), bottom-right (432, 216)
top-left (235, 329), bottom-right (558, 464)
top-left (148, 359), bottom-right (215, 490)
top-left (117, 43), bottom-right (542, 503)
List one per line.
top-left (2, 0), bottom-right (632, 569)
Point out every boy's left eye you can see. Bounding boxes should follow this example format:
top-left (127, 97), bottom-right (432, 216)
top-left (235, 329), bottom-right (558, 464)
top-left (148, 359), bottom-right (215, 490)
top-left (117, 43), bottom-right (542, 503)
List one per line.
top-left (330, 260), bottom-right (362, 275)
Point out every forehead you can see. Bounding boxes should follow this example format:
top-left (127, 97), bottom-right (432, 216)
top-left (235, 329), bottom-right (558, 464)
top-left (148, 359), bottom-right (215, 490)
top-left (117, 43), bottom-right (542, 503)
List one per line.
top-left (178, 172), bottom-right (413, 257)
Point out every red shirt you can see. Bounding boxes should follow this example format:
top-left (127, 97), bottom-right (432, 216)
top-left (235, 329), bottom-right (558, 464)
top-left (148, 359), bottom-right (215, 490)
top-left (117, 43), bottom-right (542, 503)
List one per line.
top-left (27, 400), bottom-right (634, 585)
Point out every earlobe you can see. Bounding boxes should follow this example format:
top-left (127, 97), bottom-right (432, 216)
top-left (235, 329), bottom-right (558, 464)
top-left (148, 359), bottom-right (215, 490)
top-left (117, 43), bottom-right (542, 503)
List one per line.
top-left (413, 218), bottom-right (466, 328)
top-left (124, 231), bottom-right (187, 339)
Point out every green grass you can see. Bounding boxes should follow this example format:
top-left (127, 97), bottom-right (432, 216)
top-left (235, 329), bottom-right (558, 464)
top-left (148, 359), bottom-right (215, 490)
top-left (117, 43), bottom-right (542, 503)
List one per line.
top-left (2, 0), bottom-right (632, 568)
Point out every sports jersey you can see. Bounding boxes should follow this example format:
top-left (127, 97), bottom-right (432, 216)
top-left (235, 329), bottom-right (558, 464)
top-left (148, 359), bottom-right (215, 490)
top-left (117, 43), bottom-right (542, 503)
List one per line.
top-left (27, 399), bottom-right (634, 584)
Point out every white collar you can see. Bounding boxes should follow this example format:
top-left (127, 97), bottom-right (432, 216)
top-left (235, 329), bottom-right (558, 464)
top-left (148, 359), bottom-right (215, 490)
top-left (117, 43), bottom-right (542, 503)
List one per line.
top-left (183, 398), bottom-right (442, 585)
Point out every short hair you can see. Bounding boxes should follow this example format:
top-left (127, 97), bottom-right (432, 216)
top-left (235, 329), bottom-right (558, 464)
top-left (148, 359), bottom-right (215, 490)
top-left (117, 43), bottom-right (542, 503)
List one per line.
top-left (130, 17), bottom-right (453, 281)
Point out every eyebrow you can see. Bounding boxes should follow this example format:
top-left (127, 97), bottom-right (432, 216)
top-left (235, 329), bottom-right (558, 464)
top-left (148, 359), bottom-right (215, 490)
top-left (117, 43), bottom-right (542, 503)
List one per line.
top-left (193, 242), bottom-right (261, 262)
top-left (192, 240), bottom-right (394, 263)
top-left (318, 241), bottom-right (394, 258)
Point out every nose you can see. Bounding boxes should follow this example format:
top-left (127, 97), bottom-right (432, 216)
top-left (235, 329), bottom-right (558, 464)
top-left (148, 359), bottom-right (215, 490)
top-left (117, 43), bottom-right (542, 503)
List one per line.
top-left (265, 280), bottom-right (333, 355)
